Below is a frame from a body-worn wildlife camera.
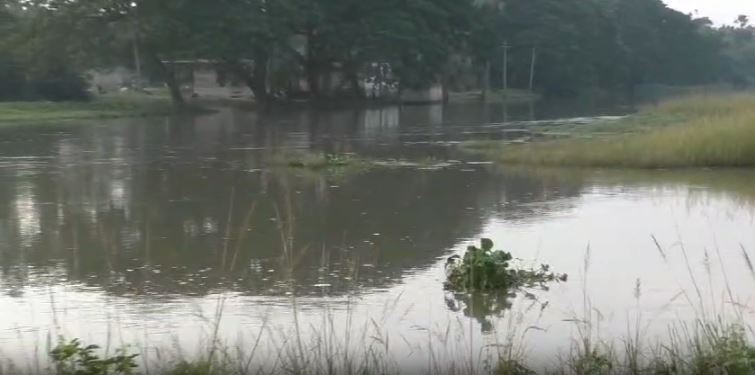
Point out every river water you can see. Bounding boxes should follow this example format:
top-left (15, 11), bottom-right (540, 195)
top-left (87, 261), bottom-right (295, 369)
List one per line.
top-left (0, 100), bottom-right (754, 372)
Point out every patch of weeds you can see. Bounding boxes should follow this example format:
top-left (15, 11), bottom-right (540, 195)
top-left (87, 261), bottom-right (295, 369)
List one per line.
top-left (570, 348), bottom-right (614, 375)
top-left (444, 238), bottom-right (567, 292)
top-left (162, 360), bottom-right (227, 375)
top-left (495, 359), bottom-right (537, 375)
top-left (284, 152), bottom-right (360, 169)
top-left (691, 324), bottom-right (755, 375)
top-left (51, 338), bottom-right (138, 375)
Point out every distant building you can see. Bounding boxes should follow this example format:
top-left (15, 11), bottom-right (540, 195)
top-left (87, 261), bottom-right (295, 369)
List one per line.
top-left (88, 67), bottom-right (134, 93)
top-left (168, 60), bottom-right (253, 100)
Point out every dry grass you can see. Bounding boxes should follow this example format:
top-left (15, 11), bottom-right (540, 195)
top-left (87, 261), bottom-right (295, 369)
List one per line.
top-left (474, 93), bottom-right (755, 168)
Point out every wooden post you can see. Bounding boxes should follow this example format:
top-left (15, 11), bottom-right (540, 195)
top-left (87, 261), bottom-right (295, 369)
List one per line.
top-left (529, 45), bottom-right (537, 92)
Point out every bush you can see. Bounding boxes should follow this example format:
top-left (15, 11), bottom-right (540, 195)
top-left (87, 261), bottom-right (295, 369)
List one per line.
top-left (28, 67), bottom-right (91, 102)
top-left (0, 57), bottom-right (26, 101)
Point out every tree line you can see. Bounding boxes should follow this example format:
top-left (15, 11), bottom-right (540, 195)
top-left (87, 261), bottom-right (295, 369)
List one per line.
top-left (1, 0), bottom-right (754, 105)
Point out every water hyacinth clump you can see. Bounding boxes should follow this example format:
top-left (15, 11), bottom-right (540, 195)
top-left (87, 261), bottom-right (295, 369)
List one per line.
top-left (444, 239), bottom-right (567, 292)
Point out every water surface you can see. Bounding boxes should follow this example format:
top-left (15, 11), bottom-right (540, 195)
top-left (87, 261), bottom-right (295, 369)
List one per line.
top-left (0, 101), bottom-right (753, 372)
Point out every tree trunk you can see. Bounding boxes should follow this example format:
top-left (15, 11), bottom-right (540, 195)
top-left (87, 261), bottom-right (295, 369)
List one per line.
top-left (165, 71), bottom-right (185, 107)
top-left (225, 56), bottom-right (269, 105)
top-left (306, 60), bottom-right (320, 99)
top-left (146, 49), bottom-right (185, 107)
top-left (344, 59), bottom-right (364, 99)
top-left (305, 30), bottom-right (321, 99)
top-left (349, 72), bottom-right (364, 99)
top-left (252, 49), bottom-right (270, 103)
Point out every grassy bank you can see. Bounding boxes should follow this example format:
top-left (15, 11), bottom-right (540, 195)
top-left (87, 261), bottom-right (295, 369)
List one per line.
top-left (463, 93), bottom-right (755, 168)
top-left (0, 93), bottom-right (199, 124)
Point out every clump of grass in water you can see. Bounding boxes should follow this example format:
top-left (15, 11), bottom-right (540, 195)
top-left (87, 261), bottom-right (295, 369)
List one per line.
top-left (286, 152), bottom-right (354, 169)
top-left (445, 238), bottom-right (567, 292)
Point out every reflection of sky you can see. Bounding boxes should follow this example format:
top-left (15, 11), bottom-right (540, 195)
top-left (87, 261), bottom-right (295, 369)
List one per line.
top-left (1, 108), bottom-right (755, 370)
top-left (14, 181), bottom-right (40, 248)
top-left (2, 181), bottom-right (754, 371)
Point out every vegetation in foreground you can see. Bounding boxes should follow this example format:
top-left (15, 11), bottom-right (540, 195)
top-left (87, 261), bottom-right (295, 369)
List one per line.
top-left (463, 93), bottom-right (755, 168)
top-left (0, 94), bottom-right (201, 124)
top-left (5, 237), bottom-right (755, 375)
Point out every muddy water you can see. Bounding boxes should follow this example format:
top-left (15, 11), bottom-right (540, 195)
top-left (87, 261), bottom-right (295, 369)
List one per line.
top-left (0, 101), bottom-right (753, 372)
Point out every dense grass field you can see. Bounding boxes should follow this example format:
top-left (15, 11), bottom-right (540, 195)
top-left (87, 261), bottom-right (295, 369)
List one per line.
top-left (464, 93), bottom-right (755, 168)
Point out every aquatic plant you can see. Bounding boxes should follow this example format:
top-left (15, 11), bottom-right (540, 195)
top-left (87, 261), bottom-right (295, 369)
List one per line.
top-left (444, 238), bottom-right (567, 292)
top-left (50, 338), bottom-right (138, 375)
top-left (281, 152), bottom-right (362, 170)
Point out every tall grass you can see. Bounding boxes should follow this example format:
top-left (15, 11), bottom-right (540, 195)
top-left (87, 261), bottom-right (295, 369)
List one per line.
top-left (479, 93), bottom-right (755, 168)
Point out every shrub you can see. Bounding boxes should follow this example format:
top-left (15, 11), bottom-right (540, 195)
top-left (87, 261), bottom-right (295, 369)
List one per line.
top-left (0, 57), bottom-right (26, 101)
top-left (28, 67), bottom-right (91, 102)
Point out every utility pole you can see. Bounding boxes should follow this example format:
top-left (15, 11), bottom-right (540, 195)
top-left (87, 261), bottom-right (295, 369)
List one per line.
top-left (482, 60), bottom-right (491, 101)
top-left (529, 45), bottom-right (537, 92)
top-left (502, 41), bottom-right (510, 92)
top-left (131, 3), bottom-right (143, 90)
top-left (132, 33), bottom-right (142, 88)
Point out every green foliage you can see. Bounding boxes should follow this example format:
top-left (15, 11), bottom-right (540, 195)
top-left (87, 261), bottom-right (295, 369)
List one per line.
top-left (1, 0), bottom-right (747, 103)
top-left (446, 238), bottom-right (515, 291)
top-left (495, 359), bottom-right (536, 375)
top-left (0, 4), bottom-right (91, 101)
top-left (51, 339), bottom-right (138, 375)
top-left (692, 325), bottom-right (755, 375)
top-left (445, 239), bottom-right (566, 292)
top-left (28, 67), bottom-right (91, 102)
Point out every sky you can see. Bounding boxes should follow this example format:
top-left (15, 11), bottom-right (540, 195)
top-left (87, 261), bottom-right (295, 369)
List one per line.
top-left (665, 0), bottom-right (755, 25)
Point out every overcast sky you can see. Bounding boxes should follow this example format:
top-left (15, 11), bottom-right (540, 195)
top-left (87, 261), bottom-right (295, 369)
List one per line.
top-left (665, 0), bottom-right (755, 25)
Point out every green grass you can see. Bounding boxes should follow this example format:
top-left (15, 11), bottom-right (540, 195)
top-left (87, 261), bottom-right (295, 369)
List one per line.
top-left (0, 93), bottom-right (201, 124)
top-left (463, 93), bottom-right (755, 168)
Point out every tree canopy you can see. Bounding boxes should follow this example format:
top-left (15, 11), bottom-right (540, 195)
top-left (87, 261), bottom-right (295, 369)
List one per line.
top-left (0, 0), bottom-right (752, 103)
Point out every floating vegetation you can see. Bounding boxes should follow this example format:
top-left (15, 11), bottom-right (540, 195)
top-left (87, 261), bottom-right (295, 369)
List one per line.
top-left (279, 152), bottom-right (469, 172)
top-left (284, 152), bottom-right (360, 169)
top-left (444, 238), bottom-right (567, 292)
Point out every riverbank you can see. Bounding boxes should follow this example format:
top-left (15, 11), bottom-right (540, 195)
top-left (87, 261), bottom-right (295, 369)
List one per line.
top-left (0, 93), bottom-right (206, 124)
top-left (462, 93), bottom-right (755, 168)
top-left (18, 307), bottom-right (753, 374)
